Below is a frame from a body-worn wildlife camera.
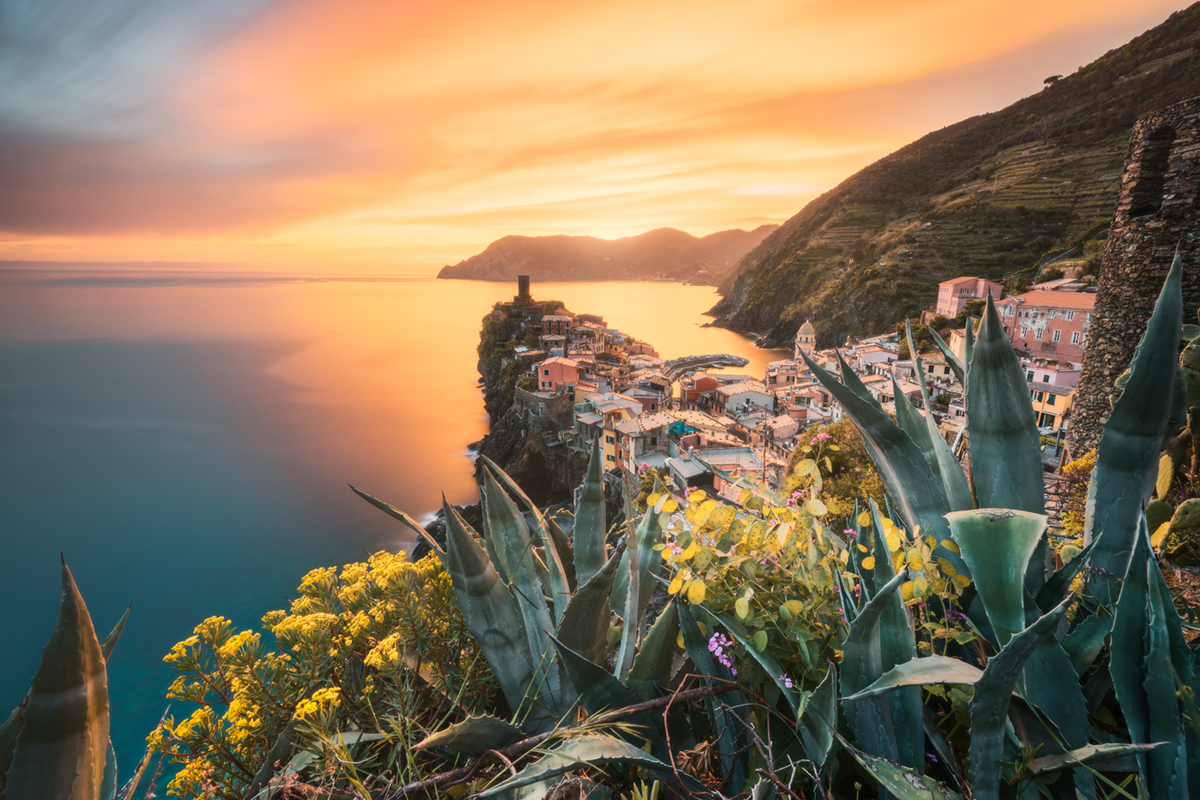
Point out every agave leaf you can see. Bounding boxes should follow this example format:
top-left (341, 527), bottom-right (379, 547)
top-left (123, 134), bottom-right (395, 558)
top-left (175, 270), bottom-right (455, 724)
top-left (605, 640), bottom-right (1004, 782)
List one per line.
top-left (1144, 567), bottom-right (1188, 800)
top-left (0, 700), bottom-right (25, 795)
top-left (840, 736), bottom-right (964, 800)
top-left (547, 516), bottom-right (577, 591)
top-left (411, 714), bottom-right (524, 755)
top-left (556, 546), bottom-right (622, 666)
top-left (836, 349), bottom-right (879, 404)
top-left (966, 295), bottom-right (1045, 521)
top-left (99, 606), bottom-right (130, 663)
top-left (1021, 637), bottom-right (1089, 750)
top-left (481, 472), bottom-right (561, 709)
top-left (475, 735), bottom-right (710, 798)
top-left (947, 508), bottom-right (1046, 645)
top-left (905, 322), bottom-right (973, 512)
top-left (926, 325), bottom-right (966, 389)
top-left (100, 739), bottom-right (116, 800)
top-left (892, 379), bottom-right (946, 488)
top-left (627, 601), bottom-right (680, 701)
top-left (6, 560), bottom-right (110, 800)
top-left (612, 504), bottom-right (666, 629)
top-left (678, 601), bottom-right (749, 794)
top-left (840, 569), bottom-right (908, 767)
top-left (841, 655), bottom-right (983, 701)
top-left (573, 439), bottom-right (608, 589)
top-left (968, 595), bottom-right (1072, 800)
top-left (613, 501), bottom-right (640, 684)
top-left (800, 662), bottom-right (838, 767)
top-left (1061, 615), bottom-right (1112, 677)
top-left (865, 499), bottom-right (924, 772)
top-left (350, 484), bottom-right (445, 555)
top-left (1029, 742), bottom-right (1167, 775)
top-left (696, 606), bottom-right (799, 717)
top-left (440, 500), bottom-right (545, 732)
top-left (549, 636), bottom-right (669, 762)
top-left (800, 351), bottom-right (963, 574)
top-left (1086, 255), bottom-right (1183, 601)
top-left (481, 456), bottom-right (572, 623)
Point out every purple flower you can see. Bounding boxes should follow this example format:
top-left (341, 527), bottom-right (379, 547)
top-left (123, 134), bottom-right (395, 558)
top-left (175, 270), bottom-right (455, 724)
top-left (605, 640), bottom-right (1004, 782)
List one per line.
top-left (780, 674), bottom-right (794, 689)
top-left (945, 608), bottom-right (968, 624)
top-left (843, 528), bottom-right (856, 537)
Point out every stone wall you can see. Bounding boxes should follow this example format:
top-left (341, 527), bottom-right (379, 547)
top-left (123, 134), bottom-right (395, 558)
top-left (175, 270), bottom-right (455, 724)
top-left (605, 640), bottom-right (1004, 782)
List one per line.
top-left (1068, 96), bottom-right (1200, 456)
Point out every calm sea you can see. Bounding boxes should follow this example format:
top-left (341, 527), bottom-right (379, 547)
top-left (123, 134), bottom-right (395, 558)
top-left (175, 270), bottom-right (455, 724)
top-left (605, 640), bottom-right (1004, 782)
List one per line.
top-left (0, 267), bottom-right (786, 769)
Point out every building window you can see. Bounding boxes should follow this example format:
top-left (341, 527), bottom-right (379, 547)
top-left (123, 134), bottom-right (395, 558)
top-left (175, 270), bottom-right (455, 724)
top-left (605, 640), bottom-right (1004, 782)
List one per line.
top-left (1021, 326), bottom-right (1028, 338)
top-left (1027, 371), bottom-right (1034, 381)
top-left (1066, 311), bottom-right (1075, 321)
top-left (1034, 328), bottom-right (1043, 341)
top-left (606, 454), bottom-right (615, 463)
top-left (1034, 391), bottom-right (1044, 402)
top-left (1071, 331), bottom-right (1081, 345)
top-left (543, 368), bottom-right (550, 375)
top-left (1047, 394), bottom-right (1056, 406)
top-left (1052, 329), bottom-right (1061, 343)
top-left (606, 435), bottom-right (614, 444)
top-left (1042, 375), bottom-right (1050, 383)
top-left (649, 436), bottom-right (657, 446)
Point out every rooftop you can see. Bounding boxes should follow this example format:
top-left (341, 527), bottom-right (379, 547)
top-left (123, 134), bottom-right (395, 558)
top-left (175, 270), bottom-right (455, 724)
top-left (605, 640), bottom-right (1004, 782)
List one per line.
top-left (1000, 289), bottom-right (1096, 310)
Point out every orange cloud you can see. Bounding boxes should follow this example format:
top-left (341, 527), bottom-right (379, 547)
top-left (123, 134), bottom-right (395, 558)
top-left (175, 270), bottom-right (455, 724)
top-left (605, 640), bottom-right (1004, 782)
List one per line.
top-left (2, 0), bottom-right (1189, 269)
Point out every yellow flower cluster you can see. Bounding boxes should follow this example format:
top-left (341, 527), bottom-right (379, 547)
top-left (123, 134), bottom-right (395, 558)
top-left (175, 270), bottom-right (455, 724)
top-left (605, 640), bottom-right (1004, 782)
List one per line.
top-left (150, 549), bottom-right (496, 798)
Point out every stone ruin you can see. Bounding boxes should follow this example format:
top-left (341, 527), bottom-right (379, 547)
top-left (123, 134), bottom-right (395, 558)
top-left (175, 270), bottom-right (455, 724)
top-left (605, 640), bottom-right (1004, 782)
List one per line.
top-left (1068, 96), bottom-right (1200, 456)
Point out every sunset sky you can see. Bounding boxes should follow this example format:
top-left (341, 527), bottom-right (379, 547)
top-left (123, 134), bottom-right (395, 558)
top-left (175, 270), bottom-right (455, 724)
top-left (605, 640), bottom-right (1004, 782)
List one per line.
top-left (1, 0), bottom-right (1191, 272)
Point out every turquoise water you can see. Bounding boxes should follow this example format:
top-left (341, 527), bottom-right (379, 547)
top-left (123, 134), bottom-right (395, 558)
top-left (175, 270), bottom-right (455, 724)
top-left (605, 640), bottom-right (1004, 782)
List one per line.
top-left (0, 268), bottom-right (785, 772)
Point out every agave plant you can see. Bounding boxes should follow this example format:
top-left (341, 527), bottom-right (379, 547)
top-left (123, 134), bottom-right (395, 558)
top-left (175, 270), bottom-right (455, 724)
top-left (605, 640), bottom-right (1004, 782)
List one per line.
top-left (1, 559), bottom-right (129, 800)
top-left (355, 443), bottom-right (750, 797)
top-left (790, 255), bottom-right (1198, 800)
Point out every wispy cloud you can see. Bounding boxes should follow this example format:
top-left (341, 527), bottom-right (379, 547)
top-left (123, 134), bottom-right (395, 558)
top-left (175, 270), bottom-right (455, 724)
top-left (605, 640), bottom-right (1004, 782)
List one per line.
top-left (0, 0), bottom-right (1188, 268)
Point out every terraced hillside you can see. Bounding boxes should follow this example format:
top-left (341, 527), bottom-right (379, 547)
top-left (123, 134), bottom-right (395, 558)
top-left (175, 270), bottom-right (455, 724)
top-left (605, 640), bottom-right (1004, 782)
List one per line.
top-left (710, 5), bottom-right (1200, 347)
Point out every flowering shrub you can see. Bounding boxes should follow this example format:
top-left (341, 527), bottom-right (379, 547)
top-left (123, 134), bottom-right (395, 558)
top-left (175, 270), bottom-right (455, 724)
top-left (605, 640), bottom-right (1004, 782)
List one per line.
top-left (150, 551), bottom-right (496, 798)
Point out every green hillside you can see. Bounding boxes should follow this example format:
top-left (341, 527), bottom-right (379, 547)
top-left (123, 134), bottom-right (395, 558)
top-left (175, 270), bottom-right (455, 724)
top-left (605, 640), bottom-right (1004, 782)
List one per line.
top-left (710, 4), bottom-right (1200, 347)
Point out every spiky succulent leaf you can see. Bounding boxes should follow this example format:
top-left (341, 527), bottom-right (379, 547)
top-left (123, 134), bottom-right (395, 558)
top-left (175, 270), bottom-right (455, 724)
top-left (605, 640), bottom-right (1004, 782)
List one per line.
top-left (440, 500), bottom-right (545, 732)
top-left (573, 439), bottom-right (608, 589)
top-left (411, 714), bottom-right (525, 755)
top-left (627, 601), bottom-right (680, 701)
top-left (99, 608), bottom-right (129, 664)
top-left (1144, 567), bottom-right (1188, 800)
top-left (546, 515), bottom-right (576, 591)
top-left (6, 561), bottom-right (110, 800)
top-left (906, 322), bottom-right (973, 512)
top-left (481, 456), bottom-right (572, 623)
top-left (841, 655), bottom-right (983, 701)
top-left (100, 740), bottom-right (116, 800)
top-left (1021, 637), bottom-right (1089, 750)
top-left (926, 325), bottom-right (966, 389)
top-left (475, 735), bottom-right (711, 798)
top-left (800, 662), bottom-right (838, 767)
top-left (678, 602), bottom-right (749, 794)
top-left (1086, 254), bottom-right (1183, 601)
top-left (613, 502), bottom-right (640, 683)
top-left (481, 471), bottom-right (561, 709)
top-left (947, 509), bottom-right (1046, 645)
top-left (350, 484), bottom-right (445, 555)
top-left (555, 546), bottom-right (622, 666)
top-left (1028, 742), bottom-right (1167, 775)
top-left (865, 499), bottom-right (924, 772)
top-left (1035, 539), bottom-right (1096, 612)
top-left (801, 351), bottom-right (963, 574)
top-left (836, 349), bottom-right (879, 403)
top-left (967, 595), bottom-right (1071, 800)
top-left (840, 738), bottom-right (964, 800)
top-left (840, 569), bottom-right (908, 768)
top-left (1061, 615), bottom-right (1112, 677)
top-left (612, 503), bottom-right (666, 629)
top-left (549, 636), bottom-right (669, 762)
top-left (966, 295), bottom-right (1045, 517)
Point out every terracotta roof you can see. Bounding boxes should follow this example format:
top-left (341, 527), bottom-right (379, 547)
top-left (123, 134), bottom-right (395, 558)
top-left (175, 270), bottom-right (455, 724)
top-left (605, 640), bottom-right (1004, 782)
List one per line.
top-left (1001, 290), bottom-right (1096, 310)
top-left (940, 276), bottom-right (995, 286)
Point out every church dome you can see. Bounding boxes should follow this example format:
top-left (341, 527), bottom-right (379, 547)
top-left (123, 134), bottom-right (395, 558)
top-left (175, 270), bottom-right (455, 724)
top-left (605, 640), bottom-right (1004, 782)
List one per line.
top-left (799, 320), bottom-right (815, 336)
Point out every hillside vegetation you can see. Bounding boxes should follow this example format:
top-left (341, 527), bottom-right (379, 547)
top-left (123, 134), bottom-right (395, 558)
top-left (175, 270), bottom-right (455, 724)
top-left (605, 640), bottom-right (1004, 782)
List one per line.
top-left (438, 224), bottom-right (777, 286)
top-left (710, 4), bottom-right (1200, 347)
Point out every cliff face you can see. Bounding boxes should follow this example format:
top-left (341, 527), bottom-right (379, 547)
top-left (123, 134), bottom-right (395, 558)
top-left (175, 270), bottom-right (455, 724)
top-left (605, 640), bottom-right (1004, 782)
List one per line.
top-left (473, 302), bottom-right (588, 505)
top-left (438, 225), bottom-right (778, 287)
top-left (709, 5), bottom-right (1200, 349)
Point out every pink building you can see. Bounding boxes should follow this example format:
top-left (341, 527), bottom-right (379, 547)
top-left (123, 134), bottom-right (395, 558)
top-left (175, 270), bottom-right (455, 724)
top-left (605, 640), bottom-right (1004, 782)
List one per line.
top-left (541, 314), bottom-right (573, 337)
top-left (537, 356), bottom-right (580, 392)
top-left (935, 277), bottom-right (1003, 318)
top-left (997, 290), bottom-right (1095, 360)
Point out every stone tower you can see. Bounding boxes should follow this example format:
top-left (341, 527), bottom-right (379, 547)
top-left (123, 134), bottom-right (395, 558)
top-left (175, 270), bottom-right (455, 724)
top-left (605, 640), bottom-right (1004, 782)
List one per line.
top-left (1068, 97), bottom-right (1200, 456)
top-left (795, 320), bottom-right (816, 360)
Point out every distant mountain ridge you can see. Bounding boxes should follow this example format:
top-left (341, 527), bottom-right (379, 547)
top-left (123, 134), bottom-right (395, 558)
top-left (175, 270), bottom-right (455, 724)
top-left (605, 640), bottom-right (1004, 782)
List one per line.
top-left (709, 4), bottom-right (1200, 348)
top-left (437, 225), bottom-right (778, 286)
